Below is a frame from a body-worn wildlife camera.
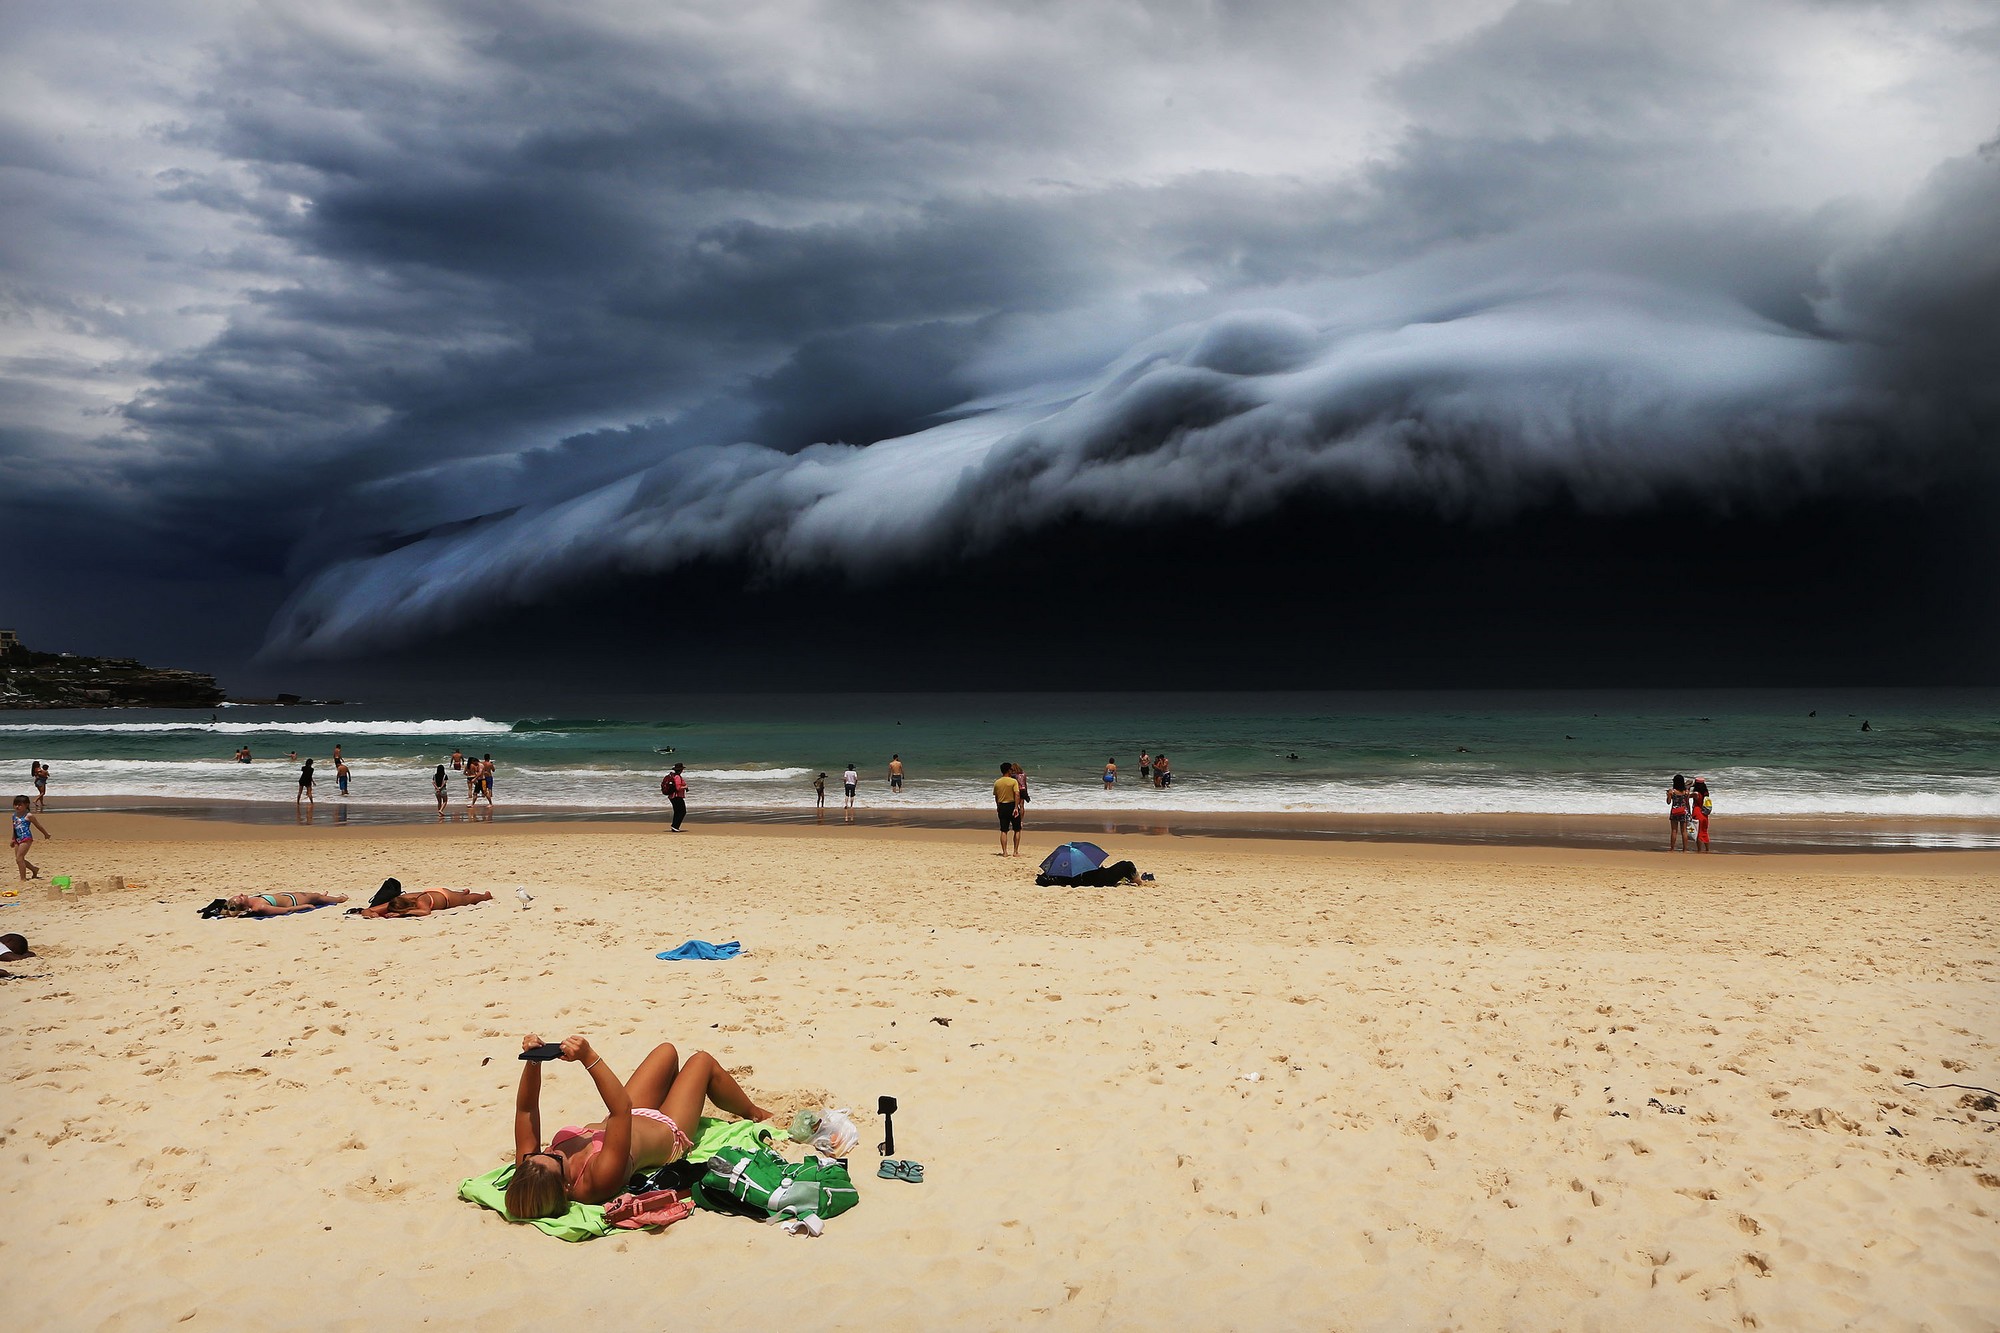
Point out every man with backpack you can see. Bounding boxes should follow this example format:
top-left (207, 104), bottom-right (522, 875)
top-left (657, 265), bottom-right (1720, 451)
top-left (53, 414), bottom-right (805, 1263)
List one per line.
top-left (662, 763), bottom-right (689, 832)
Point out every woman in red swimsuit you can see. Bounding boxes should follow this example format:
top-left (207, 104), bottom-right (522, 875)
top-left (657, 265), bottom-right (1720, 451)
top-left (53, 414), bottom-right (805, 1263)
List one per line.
top-left (505, 1033), bottom-right (773, 1218)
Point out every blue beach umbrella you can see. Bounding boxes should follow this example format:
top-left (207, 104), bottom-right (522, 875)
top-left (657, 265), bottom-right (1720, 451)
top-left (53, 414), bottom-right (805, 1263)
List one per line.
top-left (1039, 841), bottom-right (1109, 878)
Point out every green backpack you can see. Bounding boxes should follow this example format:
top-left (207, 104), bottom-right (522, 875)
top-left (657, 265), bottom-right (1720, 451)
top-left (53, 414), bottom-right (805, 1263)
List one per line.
top-left (698, 1146), bottom-right (860, 1224)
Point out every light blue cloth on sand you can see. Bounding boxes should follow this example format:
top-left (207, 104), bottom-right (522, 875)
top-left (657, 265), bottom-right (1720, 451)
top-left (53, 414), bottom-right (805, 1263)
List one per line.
top-left (657, 939), bottom-right (742, 961)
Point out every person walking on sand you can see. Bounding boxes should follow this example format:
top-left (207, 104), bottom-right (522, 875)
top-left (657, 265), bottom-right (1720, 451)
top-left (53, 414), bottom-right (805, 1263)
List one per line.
top-left (842, 763), bottom-right (859, 823)
top-left (1103, 757), bottom-right (1117, 789)
top-left (993, 763), bottom-right (1022, 856)
top-left (297, 757), bottom-right (316, 811)
top-left (433, 764), bottom-right (450, 817)
top-left (30, 761), bottom-right (49, 811)
top-left (11, 795), bottom-right (51, 881)
top-left (813, 772), bottom-right (827, 820)
top-left (663, 762), bottom-right (688, 831)
top-left (1666, 773), bottom-right (1690, 851)
top-left (888, 754), bottom-right (904, 794)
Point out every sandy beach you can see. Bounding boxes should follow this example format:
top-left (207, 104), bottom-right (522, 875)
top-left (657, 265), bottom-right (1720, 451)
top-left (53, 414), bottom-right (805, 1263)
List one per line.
top-left (4, 814), bottom-right (1997, 1330)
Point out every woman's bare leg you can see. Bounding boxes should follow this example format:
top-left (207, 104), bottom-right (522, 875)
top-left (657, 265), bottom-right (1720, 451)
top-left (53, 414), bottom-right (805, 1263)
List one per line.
top-left (623, 1041), bottom-right (682, 1110)
top-left (662, 1050), bottom-right (770, 1130)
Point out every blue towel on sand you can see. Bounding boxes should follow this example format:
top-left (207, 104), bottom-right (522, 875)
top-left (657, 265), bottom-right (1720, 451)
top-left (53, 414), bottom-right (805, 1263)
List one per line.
top-left (657, 940), bottom-right (741, 961)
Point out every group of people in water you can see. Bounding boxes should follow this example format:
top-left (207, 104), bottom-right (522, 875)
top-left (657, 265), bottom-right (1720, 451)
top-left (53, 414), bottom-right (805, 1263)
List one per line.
top-left (442, 750), bottom-right (498, 815)
top-left (1667, 773), bottom-right (1715, 852)
top-left (1106, 751), bottom-right (1174, 789)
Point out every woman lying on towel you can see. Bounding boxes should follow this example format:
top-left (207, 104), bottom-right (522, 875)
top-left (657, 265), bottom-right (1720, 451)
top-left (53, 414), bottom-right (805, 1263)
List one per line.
top-left (506, 1033), bottom-right (774, 1218)
top-left (201, 891), bottom-right (349, 918)
top-left (356, 878), bottom-right (492, 917)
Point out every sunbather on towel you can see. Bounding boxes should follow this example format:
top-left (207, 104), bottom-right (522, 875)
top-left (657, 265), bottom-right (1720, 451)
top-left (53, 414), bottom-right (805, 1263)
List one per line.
top-left (506, 1033), bottom-right (774, 1218)
top-left (358, 878), bottom-right (493, 917)
top-left (210, 891), bottom-right (349, 917)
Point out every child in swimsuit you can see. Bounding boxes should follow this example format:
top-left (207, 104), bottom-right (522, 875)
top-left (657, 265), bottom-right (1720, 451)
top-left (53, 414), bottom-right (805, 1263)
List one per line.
top-left (11, 796), bottom-right (50, 881)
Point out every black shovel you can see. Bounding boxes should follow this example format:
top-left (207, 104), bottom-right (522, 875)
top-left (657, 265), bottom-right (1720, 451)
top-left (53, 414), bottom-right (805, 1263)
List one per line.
top-left (878, 1095), bottom-right (898, 1157)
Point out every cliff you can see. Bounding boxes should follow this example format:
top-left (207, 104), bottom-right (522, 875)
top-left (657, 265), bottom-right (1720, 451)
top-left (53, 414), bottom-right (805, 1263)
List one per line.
top-left (0, 644), bottom-right (227, 710)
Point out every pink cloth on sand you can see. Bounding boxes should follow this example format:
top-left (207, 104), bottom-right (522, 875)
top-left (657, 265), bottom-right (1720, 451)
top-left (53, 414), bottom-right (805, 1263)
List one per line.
top-left (605, 1188), bottom-right (696, 1230)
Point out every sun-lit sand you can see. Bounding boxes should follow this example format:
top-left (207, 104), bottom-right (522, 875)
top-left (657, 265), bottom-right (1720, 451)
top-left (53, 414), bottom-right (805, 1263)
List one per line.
top-left (4, 814), bottom-right (1997, 1330)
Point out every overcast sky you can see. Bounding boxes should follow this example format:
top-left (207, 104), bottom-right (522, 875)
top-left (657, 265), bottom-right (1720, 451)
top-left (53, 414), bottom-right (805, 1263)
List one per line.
top-left (3, 1), bottom-right (1997, 687)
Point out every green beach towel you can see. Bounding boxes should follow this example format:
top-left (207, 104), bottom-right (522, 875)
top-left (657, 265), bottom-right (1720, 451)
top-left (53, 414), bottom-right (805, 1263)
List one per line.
top-left (458, 1117), bottom-right (779, 1240)
top-left (459, 1165), bottom-right (610, 1241)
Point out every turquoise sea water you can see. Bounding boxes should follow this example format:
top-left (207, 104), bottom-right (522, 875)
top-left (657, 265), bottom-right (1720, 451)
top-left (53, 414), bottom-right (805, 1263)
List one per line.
top-left (2, 692), bottom-right (1996, 841)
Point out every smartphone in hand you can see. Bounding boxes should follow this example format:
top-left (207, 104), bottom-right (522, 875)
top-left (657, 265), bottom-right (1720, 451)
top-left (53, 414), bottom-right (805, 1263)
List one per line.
top-left (519, 1042), bottom-right (564, 1062)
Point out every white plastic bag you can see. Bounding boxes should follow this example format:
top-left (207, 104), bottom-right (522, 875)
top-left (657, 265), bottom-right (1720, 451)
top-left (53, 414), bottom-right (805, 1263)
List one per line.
top-left (811, 1107), bottom-right (859, 1157)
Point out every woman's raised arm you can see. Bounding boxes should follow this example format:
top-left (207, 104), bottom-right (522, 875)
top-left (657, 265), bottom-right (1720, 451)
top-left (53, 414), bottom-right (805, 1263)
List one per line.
top-left (563, 1036), bottom-right (633, 1201)
top-left (513, 1034), bottom-right (545, 1161)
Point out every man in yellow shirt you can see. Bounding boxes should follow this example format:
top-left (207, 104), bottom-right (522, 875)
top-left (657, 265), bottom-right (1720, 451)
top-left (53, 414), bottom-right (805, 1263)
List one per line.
top-left (993, 763), bottom-right (1021, 856)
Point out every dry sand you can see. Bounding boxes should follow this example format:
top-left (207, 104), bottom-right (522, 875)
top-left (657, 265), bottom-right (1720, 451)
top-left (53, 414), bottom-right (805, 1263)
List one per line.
top-left (3, 814), bottom-right (1997, 1330)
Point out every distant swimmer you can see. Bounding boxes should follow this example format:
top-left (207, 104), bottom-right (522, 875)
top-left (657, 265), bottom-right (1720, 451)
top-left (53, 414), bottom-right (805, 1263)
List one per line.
top-left (1455, 746), bottom-right (1469, 754)
top-left (1861, 720), bottom-right (1872, 732)
top-left (1283, 752), bottom-right (1300, 761)
top-left (654, 747), bottom-right (676, 755)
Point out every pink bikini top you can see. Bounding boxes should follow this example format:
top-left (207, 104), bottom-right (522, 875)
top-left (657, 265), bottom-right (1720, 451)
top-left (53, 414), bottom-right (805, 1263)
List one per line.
top-left (550, 1126), bottom-right (604, 1181)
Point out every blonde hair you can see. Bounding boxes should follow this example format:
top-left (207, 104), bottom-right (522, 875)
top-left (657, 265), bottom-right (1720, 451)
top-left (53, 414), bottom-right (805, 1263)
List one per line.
top-left (505, 1156), bottom-right (568, 1219)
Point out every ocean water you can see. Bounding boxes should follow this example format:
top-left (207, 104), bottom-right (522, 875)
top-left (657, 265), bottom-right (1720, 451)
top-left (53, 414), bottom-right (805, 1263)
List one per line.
top-left (2, 692), bottom-right (1996, 840)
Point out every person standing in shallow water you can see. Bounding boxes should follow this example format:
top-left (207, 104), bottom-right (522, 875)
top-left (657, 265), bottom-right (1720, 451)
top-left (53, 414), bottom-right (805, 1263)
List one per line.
top-left (296, 757), bottom-right (315, 811)
top-left (993, 763), bottom-right (1022, 856)
top-left (842, 763), bottom-right (859, 824)
top-left (1666, 773), bottom-right (1690, 851)
top-left (888, 754), bottom-right (904, 795)
top-left (813, 772), bottom-right (827, 820)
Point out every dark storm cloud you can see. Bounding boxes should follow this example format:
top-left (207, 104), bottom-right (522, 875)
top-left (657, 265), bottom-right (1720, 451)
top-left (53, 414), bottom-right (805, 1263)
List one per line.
top-left (2, 0), bottom-right (1996, 666)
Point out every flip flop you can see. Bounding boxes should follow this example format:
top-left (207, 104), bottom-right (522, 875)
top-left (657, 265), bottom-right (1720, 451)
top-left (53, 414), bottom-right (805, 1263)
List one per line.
top-left (877, 1159), bottom-right (903, 1180)
top-left (897, 1160), bottom-right (924, 1184)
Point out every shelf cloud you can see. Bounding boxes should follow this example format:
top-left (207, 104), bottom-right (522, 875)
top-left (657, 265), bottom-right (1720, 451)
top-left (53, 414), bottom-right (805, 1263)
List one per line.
top-left (3, 0), bottom-right (1996, 669)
